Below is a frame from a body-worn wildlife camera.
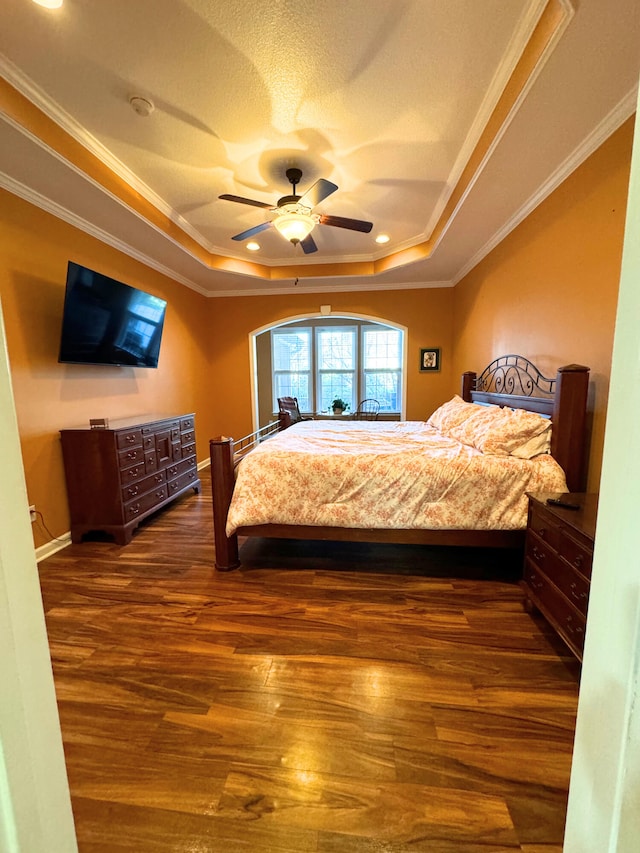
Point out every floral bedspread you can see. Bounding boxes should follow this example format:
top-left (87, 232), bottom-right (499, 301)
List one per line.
top-left (225, 420), bottom-right (568, 535)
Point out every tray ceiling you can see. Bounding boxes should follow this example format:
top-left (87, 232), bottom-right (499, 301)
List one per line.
top-left (0, 0), bottom-right (638, 296)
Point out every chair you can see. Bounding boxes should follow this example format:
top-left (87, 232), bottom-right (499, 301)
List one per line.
top-left (352, 398), bottom-right (380, 420)
top-left (277, 396), bottom-right (313, 430)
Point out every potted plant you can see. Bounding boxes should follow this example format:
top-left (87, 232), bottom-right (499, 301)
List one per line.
top-left (331, 398), bottom-right (350, 415)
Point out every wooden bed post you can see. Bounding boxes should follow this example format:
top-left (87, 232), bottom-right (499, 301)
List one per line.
top-left (209, 436), bottom-right (240, 571)
top-left (461, 371), bottom-right (476, 401)
top-left (551, 364), bottom-right (590, 493)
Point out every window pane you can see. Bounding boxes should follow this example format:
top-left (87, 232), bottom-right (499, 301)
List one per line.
top-left (272, 328), bottom-right (311, 411)
top-left (318, 329), bottom-right (355, 369)
top-left (320, 374), bottom-right (353, 412)
top-left (275, 375), bottom-right (310, 410)
top-left (273, 330), bottom-right (310, 370)
top-left (364, 373), bottom-right (400, 411)
top-left (363, 328), bottom-right (401, 369)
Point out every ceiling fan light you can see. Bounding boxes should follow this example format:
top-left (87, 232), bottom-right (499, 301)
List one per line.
top-left (274, 212), bottom-right (315, 244)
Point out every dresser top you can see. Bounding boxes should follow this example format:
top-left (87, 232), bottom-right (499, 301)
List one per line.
top-left (61, 413), bottom-right (194, 432)
top-left (528, 492), bottom-right (599, 541)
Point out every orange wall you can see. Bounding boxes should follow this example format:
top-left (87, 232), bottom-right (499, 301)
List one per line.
top-left (0, 116), bottom-right (633, 548)
top-left (206, 288), bottom-right (454, 442)
top-left (0, 189), bottom-right (214, 547)
top-left (452, 118), bottom-right (634, 492)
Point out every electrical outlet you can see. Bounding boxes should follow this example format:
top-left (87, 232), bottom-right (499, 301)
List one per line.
top-left (29, 505), bottom-right (36, 523)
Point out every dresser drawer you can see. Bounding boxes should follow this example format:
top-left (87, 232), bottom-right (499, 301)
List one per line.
top-left (124, 484), bottom-right (169, 521)
top-left (181, 430), bottom-right (194, 445)
top-left (167, 456), bottom-right (196, 481)
top-left (118, 445), bottom-right (145, 468)
top-left (116, 429), bottom-right (143, 449)
top-left (181, 416), bottom-right (194, 431)
top-left (181, 442), bottom-right (196, 458)
top-left (119, 462), bottom-right (146, 484)
top-left (167, 468), bottom-right (199, 496)
top-left (524, 560), bottom-right (586, 656)
top-left (557, 533), bottom-right (592, 579)
top-left (528, 506), bottom-right (562, 551)
top-left (526, 531), bottom-right (556, 573)
top-left (145, 450), bottom-right (158, 473)
top-left (121, 470), bottom-right (166, 503)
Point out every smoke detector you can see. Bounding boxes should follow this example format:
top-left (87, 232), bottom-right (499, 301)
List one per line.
top-left (129, 96), bottom-right (154, 117)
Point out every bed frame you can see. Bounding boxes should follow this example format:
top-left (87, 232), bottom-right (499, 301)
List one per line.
top-left (210, 355), bottom-right (589, 571)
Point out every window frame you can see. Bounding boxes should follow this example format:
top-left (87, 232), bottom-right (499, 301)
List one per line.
top-left (271, 326), bottom-right (313, 412)
top-left (315, 324), bottom-right (358, 414)
top-left (269, 319), bottom-right (404, 417)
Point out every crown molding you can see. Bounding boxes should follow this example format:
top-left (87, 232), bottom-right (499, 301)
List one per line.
top-left (453, 84), bottom-right (638, 285)
top-left (0, 53), bottom-right (215, 253)
top-left (0, 171), bottom-right (210, 297)
top-left (206, 279), bottom-right (453, 299)
top-left (424, 0), bottom-right (552, 239)
top-left (430, 0), bottom-right (575, 255)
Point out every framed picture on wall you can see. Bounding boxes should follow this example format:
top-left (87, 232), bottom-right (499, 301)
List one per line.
top-left (420, 347), bottom-right (440, 372)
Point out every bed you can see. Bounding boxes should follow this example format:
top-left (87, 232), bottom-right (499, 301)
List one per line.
top-left (210, 355), bottom-right (589, 571)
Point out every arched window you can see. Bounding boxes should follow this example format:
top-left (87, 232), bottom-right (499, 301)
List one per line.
top-left (257, 316), bottom-right (404, 418)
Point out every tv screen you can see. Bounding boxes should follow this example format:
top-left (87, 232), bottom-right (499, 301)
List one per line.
top-left (58, 262), bottom-right (167, 368)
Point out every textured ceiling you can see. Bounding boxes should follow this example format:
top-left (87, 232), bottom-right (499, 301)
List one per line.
top-left (0, 0), bottom-right (639, 295)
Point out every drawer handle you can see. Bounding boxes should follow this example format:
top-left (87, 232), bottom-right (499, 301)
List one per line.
top-left (170, 482), bottom-right (179, 492)
top-left (188, 471), bottom-right (195, 479)
top-left (529, 572), bottom-right (544, 591)
top-left (127, 486), bottom-right (139, 498)
top-left (532, 545), bottom-right (546, 561)
top-left (565, 617), bottom-right (584, 637)
top-left (126, 451), bottom-right (137, 460)
top-left (129, 503), bottom-right (140, 516)
top-left (126, 434), bottom-right (136, 444)
top-left (168, 467), bottom-right (178, 477)
top-left (154, 474), bottom-right (164, 483)
top-left (537, 527), bottom-right (546, 539)
top-left (155, 490), bottom-right (165, 499)
top-left (570, 583), bottom-right (587, 603)
top-left (127, 467), bottom-right (140, 478)
top-left (573, 554), bottom-right (585, 569)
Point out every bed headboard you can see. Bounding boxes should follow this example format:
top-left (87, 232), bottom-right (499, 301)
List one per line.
top-left (461, 355), bottom-right (589, 492)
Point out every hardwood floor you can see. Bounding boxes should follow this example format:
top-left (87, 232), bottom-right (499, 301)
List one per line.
top-left (38, 474), bottom-right (580, 852)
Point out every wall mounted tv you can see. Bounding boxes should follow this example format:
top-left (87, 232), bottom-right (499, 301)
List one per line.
top-left (58, 262), bottom-right (167, 368)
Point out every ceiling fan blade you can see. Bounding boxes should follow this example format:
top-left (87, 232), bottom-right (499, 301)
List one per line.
top-left (298, 178), bottom-right (338, 208)
top-left (219, 193), bottom-right (273, 209)
top-left (231, 221), bottom-right (273, 241)
top-left (300, 233), bottom-right (318, 254)
top-left (318, 214), bottom-right (373, 233)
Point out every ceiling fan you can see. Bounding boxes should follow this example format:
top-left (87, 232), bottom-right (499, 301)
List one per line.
top-left (218, 167), bottom-right (373, 254)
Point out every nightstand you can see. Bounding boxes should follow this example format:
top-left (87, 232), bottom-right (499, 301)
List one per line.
top-left (523, 492), bottom-right (598, 661)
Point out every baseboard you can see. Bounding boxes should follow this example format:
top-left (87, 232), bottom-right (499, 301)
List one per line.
top-left (35, 532), bottom-right (72, 563)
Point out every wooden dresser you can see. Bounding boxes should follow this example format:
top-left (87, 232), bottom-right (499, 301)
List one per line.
top-left (523, 492), bottom-right (598, 661)
top-left (60, 413), bottom-right (200, 545)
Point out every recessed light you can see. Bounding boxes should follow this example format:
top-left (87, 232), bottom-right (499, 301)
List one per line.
top-left (32, 0), bottom-right (63, 8)
top-left (375, 233), bottom-right (390, 244)
top-left (246, 242), bottom-right (260, 251)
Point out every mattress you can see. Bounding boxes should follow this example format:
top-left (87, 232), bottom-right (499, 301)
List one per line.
top-left (225, 420), bottom-right (568, 535)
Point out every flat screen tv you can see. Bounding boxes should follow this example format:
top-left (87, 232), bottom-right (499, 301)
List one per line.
top-left (58, 262), bottom-right (167, 368)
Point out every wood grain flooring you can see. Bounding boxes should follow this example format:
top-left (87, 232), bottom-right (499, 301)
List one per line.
top-left (37, 474), bottom-right (580, 852)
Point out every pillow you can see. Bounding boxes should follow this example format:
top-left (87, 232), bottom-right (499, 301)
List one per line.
top-left (427, 395), bottom-right (488, 432)
top-left (510, 425), bottom-right (552, 459)
top-left (450, 405), bottom-right (551, 456)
